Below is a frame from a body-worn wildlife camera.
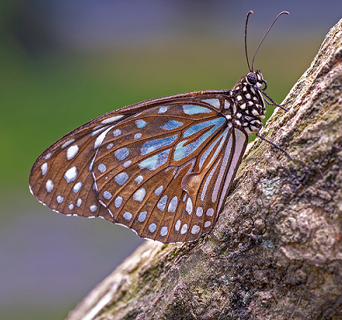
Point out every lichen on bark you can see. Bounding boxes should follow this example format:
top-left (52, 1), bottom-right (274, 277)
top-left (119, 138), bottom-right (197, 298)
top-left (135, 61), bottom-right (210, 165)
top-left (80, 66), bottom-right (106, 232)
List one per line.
top-left (67, 18), bottom-right (342, 320)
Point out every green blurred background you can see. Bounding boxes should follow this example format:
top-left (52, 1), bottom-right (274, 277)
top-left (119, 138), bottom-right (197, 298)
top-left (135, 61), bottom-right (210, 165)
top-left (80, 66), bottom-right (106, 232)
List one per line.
top-left (0, 1), bottom-right (341, 319)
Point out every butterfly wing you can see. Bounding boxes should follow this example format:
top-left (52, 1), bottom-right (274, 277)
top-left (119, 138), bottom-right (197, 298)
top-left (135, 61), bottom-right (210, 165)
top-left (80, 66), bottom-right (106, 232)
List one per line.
top-left (29, 91), bottom-right (248, 243)
top-left (29, 112), bottom-right (132, 220)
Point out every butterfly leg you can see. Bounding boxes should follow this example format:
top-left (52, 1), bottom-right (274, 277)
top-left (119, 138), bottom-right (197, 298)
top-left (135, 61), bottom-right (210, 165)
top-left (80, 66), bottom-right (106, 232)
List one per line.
top-left (256, 131), bottom-right (292, 160)
top-left (257, 87), bottom-right (292, 111)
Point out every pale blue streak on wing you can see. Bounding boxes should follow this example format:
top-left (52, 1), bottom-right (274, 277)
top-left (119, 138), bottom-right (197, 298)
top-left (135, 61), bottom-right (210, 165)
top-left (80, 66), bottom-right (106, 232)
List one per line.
top-left (174, 117), bottom-right (226, 161)
top-left (136, 119), bottom-right (147, 128)
top-left (184, 119), bottom-right (220, 138)
top-left (141, 134), bottom-right (178, 155)
top-left (202, 99), bottom-right (220, 109)
top-left (183, 105), bottom-right (212, 115)
top-left (205, 127), bottom-right (230, 169)
top-left (139, 149), bottom-right (170, 170)
top-left (199, 127), bottom-right (229, 169)
top-left (162, 120), bottom-right (183, 130)
top-left (115, 147), bottom-right (129, 160)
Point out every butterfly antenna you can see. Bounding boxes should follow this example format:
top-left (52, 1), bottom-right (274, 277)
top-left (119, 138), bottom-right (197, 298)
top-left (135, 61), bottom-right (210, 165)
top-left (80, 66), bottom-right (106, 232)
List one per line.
top-left (251, 11), bottom-right (289, 70)
top-left (245, 10), bottom-right (253, 72)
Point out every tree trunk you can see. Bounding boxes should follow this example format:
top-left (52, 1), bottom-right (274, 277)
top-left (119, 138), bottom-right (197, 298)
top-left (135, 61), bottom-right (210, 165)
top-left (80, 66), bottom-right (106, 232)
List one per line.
top-left (66, 18), bottom-right (342, 320)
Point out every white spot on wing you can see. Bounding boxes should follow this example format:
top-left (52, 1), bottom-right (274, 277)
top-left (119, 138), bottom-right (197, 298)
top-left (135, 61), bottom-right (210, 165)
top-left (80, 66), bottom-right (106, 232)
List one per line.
top-left (191, 225), bottom-right (200, 234)
top-left (113, 129), bottom-right (121, 137)
top-left (114, 148), bottom-right (129, 160)
top-left (76, 198), bottom-right (82, 207)
top-left (154, 186), bottom-right (163, 196)
top-left (196, 207), bottom-right (203, 217)
top-left (180, 224), bottom-right (188, 234)
top-left (133, 188), bottom-right (146, 203)
top-left (168, 196), bottom-right (178, 213)
top-left (115, 172), bottom-right (129, 185)
top-left (103, 191), bottom-right (112, 200)
top-left (135, 175), bottom-right (143, 184)
top-left (123, 160), bottom-right (131, 167)
top-left (101, 115), bottom-right (123, 124)
top-left (90, 205), bottom-right (97, 212)
top-left (204, 221), bottom-right (211, 228)
top-left (148, 223), bottom-right (156, 233)
top-left (98, 163), bottom-right (107, 173)
top-left (138, 211), bottom-right (147, 222)
top-left (134, 133), bottom-right (142, 139)
top-left (160, 226), bottom-right (168, 236)
top-left (157, 195), bottom-right (168, 211)
top-left (206, 208), bottom-right (214, 216)
top-left (67, 145), bottom-right (79, 160)
top-left (41, 163), bottom-right (48, 175)
top-left (45, 153), bottom-right (51, 160)
top-left (123, 212), bottom-right (132, 221)
top-left (186, 198), bottom-right (193, 215)
top-left (57, 195), bottom-right (64, 203)
top-left (73, 182), bottom-right (82, 193)
top-left (45, 180), bottom-right (54, 192)
top-left (62, 139), bottom-right (75, 149)
top-left (115, 196), bottom-right (123, 208)
top-left (175, 219), bottom-right (181, 231)
top-left (64, 166), bottom-right (78, 183)
top-left (158, 106), bottom-right (168, 113)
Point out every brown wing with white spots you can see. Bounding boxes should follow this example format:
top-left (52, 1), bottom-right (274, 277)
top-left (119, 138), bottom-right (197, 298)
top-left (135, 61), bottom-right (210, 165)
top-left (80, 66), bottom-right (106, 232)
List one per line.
top-left (91, 97), bottom-right (248, 243)
top-left (29, 90), bottom-right (248, 243)
top-left (29, 113), bottom-right (132, 220)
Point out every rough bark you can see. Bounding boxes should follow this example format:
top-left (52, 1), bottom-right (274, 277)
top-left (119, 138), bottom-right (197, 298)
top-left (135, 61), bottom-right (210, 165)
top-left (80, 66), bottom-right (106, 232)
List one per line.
top-left (66, 18), bottom-right (342, 320)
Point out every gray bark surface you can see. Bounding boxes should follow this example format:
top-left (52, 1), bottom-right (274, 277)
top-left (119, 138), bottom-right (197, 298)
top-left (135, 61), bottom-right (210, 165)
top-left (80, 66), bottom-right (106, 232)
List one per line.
top-left (66, 18), bottom-right (342, 320)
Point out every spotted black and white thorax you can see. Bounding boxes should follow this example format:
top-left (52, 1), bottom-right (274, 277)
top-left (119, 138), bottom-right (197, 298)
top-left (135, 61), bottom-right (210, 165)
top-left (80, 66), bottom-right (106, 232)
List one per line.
top-left (223, 70), bottom-right (266, 136)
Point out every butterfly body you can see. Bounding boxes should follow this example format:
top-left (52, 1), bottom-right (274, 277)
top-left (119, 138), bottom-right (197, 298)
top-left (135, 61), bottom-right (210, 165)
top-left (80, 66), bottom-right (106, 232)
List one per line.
top-left (29, 69), bottom-right (270, 243)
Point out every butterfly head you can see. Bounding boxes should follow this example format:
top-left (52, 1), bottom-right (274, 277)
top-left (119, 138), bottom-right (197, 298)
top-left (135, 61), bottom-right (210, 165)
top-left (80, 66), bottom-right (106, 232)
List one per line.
top-left (245, 70), bottom-right (267, 90)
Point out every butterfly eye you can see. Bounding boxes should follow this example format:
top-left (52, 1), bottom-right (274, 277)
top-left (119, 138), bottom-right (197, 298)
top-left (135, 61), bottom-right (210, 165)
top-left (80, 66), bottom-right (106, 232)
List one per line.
top-left (246, 72), bottom-right (257, 85)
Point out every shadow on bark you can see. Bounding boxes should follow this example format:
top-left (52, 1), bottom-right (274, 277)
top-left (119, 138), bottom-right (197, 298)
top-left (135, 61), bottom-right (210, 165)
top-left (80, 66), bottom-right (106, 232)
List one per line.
top-left (66, 18), bottom-right (342, 320)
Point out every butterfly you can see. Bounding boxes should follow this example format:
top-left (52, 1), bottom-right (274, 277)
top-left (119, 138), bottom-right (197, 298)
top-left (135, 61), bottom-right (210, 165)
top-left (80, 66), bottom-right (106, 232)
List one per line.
top-left (29, 11), bottom-right (290, 243)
